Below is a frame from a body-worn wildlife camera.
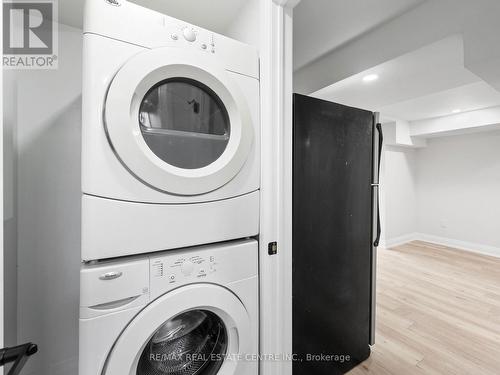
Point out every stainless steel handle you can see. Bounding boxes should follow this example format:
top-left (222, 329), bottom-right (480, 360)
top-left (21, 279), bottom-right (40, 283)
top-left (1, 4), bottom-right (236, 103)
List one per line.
top-left (370, 113), bottom-right (382, 346)
top-left (373, 122), bottom-right (383, 247)
top-left (99, 271), bottom-right (123, 281)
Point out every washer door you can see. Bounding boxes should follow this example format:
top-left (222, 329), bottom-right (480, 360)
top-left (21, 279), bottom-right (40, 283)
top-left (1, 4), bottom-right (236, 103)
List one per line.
top-left (103, 284), bottom-right (252, 375)
top-left (105, 48), bottom-right (254, 195)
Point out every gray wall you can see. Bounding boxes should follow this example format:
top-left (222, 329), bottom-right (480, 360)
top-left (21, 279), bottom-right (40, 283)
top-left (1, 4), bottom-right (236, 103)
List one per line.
top-left (416, 130), bottom-right (500, 250)
top-left (382, 130), bottom-right (500, 254)
top-left (3, 22), bottom-right (82, 375)
top-left (382, 146), bottom-right (418, 242)
top-left (3, 70), bottom-right (18, 350)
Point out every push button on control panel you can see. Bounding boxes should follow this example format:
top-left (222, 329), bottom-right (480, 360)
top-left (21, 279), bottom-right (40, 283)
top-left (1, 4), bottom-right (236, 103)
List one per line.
top-left (197, 268), bottom-right (207, 278)
top-left (168, 274), bottom-right (176, 284)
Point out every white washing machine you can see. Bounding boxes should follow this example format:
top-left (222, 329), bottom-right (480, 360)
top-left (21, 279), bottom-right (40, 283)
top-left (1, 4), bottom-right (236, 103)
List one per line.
top-left (82, 0), bottom-right (260, 260)
top-left (79, 239), bottom-right (258, 375)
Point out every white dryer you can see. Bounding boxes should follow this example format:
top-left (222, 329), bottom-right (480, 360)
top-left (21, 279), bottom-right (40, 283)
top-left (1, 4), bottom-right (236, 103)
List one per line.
top-left (79, 239), bottom-right (258, 375)
top-left (82, 0), bottom-right (260, 260)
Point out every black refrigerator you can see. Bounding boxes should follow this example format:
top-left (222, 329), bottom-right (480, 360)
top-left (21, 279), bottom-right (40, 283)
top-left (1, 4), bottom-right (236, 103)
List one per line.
top-left (292, 94), bottom-right (382, 374)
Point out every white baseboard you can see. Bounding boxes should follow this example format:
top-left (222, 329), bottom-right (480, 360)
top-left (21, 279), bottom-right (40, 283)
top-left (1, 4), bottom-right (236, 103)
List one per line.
top-left (415, 233), bottom-right (500, 258)
top-left (383, 233), bottom-right (419, 248)
top-left (384, 232), bottom-right (500, 258)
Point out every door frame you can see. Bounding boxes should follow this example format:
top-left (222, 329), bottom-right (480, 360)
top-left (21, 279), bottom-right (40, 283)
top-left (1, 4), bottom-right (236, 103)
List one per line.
top-left (259, 1), bottom-right (299, 374)
top-left (0, 0), bottom-right (5, 364)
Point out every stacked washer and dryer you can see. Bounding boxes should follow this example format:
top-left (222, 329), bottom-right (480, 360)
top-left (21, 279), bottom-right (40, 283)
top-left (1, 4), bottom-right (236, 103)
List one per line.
top-left (79, 1), bottom-right (261, 375)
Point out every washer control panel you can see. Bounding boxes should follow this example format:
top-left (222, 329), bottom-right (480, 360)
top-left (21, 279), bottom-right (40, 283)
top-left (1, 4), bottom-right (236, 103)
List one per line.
top-left (149, 240), bottom-right (257, 300)
top-left (167, 22), bottom-right (217, 54)
top-left (151, 253), bottom-right (218, 294)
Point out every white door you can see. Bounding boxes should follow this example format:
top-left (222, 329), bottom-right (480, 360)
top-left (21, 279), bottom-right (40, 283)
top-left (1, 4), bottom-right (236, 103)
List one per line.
top-left (105, 48), bottom-right (254, 196)
top-left (0, 1), bottom-right (4, 363)
top-left (103, 284), bottom-right (252, 375)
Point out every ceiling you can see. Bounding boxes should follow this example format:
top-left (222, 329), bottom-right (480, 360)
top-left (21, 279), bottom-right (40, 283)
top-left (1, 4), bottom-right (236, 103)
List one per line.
top-left (381, 82), bottom-right (500, 121)
top-left (59, 0), bottom-right (247, 32)
top-left (293, 0), bottom-right (425, 70)
top-left (313, 35), bottom-right (500, 123)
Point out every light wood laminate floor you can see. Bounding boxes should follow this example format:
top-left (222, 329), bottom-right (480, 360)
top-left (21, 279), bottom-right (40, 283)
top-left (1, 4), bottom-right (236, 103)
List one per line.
top-left (348, 241), bottom-right (500, 375)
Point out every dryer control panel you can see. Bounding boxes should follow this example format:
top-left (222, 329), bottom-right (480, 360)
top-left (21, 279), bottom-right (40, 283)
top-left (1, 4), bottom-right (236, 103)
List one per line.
top-left (149, 239), bottom-right (257, 300)
top-left (167, 24), bottom-right (217, 54)
top-left (84, 0), bottom-right (259, 79)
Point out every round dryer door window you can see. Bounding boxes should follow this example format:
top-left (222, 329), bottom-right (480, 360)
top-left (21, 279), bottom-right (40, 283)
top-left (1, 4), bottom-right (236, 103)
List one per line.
top-left (102, 284), bottom-right (252, 375)
top-left (139, 78), bottom-right (230, 170)
top-left (105, 48), bottom-right (254, 196)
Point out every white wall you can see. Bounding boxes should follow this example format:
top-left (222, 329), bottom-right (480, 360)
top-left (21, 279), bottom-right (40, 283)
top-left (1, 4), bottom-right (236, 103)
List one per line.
top-left (223, 0), bottom-right (261, 48)
top-left (3, 71), bottom-right (18, 350)
top-left (416, 130), bottom-right (500, 251)
top-left (382, 146), bottom-right (418, 245)
top-left (382, 129), bottom-right (500, 255)
top-left (4, 22), bottom-right (82, 375)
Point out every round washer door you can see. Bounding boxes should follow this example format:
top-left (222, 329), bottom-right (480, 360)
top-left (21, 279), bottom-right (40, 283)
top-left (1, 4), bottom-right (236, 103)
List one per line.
top-left (105, 48), bottom-right (254, 196)
top-left (103, 284), bottom-right (252, 375)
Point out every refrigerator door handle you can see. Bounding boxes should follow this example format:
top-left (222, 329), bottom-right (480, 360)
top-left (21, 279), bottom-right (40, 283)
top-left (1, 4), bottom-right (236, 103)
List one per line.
top-left (373, 123), bottom-right (383, 247)
top-left (376, 123), bottom-right (383, 181)
top-left (374, 194), bottom-right (381, 247)
top-left (370, 118), bottom-right (383, 346)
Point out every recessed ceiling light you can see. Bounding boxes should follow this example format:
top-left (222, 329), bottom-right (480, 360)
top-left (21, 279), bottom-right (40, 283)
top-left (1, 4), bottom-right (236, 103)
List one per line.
top-left (451, 109), bottom-right (462, 114)
top-left (362, 74), bottom-right (379, 83)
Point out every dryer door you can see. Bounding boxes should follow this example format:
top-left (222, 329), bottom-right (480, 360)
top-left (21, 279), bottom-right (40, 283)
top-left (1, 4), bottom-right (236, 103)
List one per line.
top-left (104, 48), bottom-right (254, 196)
top-left (102, 284), bottom-right (252, 375)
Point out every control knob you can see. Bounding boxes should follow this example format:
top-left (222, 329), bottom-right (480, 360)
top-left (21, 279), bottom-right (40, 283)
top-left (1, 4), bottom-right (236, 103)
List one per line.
top-left (183, 27), bottom-right (197, 42)
top-left (181, 260), bottom-right (195, 276)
